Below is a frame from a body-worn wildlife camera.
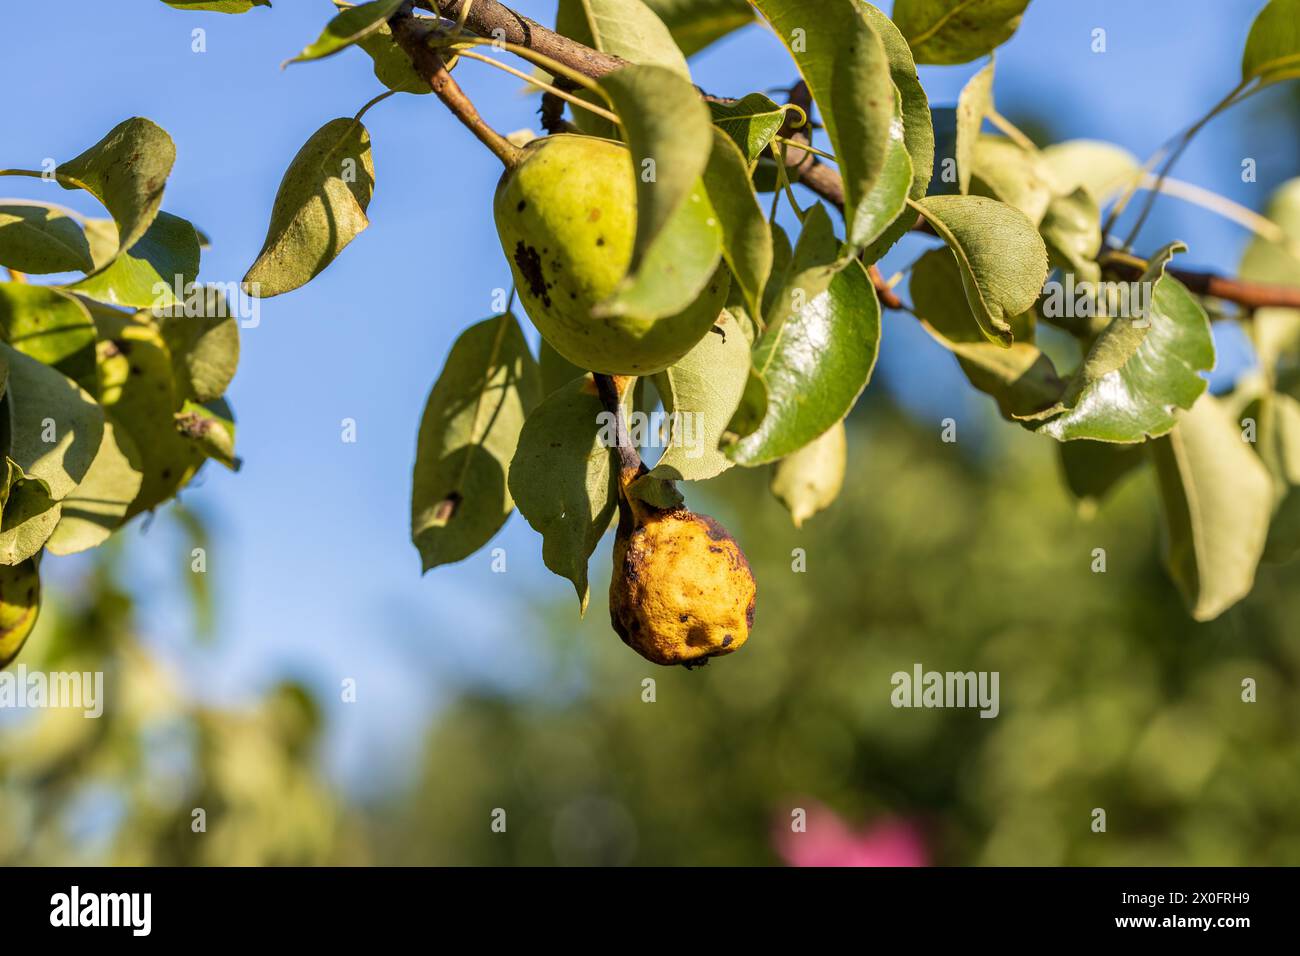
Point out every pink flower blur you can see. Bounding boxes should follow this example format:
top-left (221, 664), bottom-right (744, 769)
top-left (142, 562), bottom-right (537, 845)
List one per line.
top-left (774, 803), bottom-right (929, 867)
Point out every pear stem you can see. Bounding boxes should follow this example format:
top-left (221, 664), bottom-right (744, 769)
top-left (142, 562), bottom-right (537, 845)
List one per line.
top-left (594, 373), bottom-right (645, 489)
top-left (390, 15), bottom-right (524, 170)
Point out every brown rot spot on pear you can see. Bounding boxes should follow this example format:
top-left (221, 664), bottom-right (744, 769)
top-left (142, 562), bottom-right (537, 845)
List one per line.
top-left (513, 240), bottom-right (550, 308)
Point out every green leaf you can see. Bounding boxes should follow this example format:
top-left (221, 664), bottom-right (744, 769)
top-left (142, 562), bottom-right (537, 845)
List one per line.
top-left (90, 307), bottom-right (204, 516)
top-left (1240, 388), bottom-right (1300, 563)
top-left (539, 338), bottom-right (586, 395)
top-left (0, 460), bottom-right (61, 566)
top-left (912, 194), bottom-right (1048, 346)
top-left (725, 208), bottom-right (880, 465)
top-left (0, 283), bottom-right (97, 390)
top-left (761, 222), bottom-right (794, 322)
top-left (955, 58), bottom-right (995, 195)
top-left (156, 288), bottom-right (241, 403)
top-left (1242, 0), bottom-right (1300, 87)
top-left (702, 128), bottom-right (773, 323)
top-left (352, 15), bottom-right (432, 93)
top-left (709, 93), bottom-right (786, 165)
top-left (1057, 439), bottom-right (1147, 510)
top-left (596, 65), bottom-right (723, 320)
top-left (751, 0), bottom-right (894, 248)
top-left (910, 247), bottom-right (1063, 419)
top-left (556, 0), bottom-right (692, 76)
top-left (854, 89), bottom-right (914, 257)
top-left (859, 1), bottom-right (935, 260)
top-left (1032, 243), bottom-right (1214, 442)
top-left (1039, 187), bottom-right (1102, 286)
top-left (243, 118), bottom-right (375, 298)
top-left (769, 419), bottom-right (845, 527)
top-left (1, 343), bottom-right (104, 501)
top-left (162, 0), bottom-right (270, 11)
top-left (412, 313), bottom-right (542, 571)
top-left (0, 204), bottom-right (93, 274)
top-left (56, 118), bottom-right (176, 264)
top-left (641, 0), bottom-right (754, 56)
top-left (45, 418), bottom-right (143, 556)
top-left (1152, 393), bottom-right (1274, 621)
top-left (64, 212), bottom-right (201, 309)
top-left (1039, 140), bottom-right (1140, 205)
top-left (970, 136), bottom-right (1053, 225)
top-left (287, 0), bottom-right (404, 66)
top-left (894, 0), bottom-right (1032, 66)
top-left (642, 308), bottom-right (750, 483)
top-left (508, 375), bottom-right (619, 611)
top-left (0, 555), bottom-right (40, 667)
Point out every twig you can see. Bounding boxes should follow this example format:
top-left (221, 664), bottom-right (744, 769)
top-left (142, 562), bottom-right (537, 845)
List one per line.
top-left (390, 15), bottom-right (523, 168)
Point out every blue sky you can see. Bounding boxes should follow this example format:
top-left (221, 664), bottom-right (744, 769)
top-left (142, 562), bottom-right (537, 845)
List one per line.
top-left (1, 0), bottom-right (1290, 792)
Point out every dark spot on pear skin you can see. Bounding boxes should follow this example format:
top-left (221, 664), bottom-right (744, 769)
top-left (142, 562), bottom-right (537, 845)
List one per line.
top-left (721, 635), bottom-right (733, 648)
top-left (596, 237), bottom-right (606, 247)
top-left (513, 241), bottom-right (550, 308)
top-left (516, 199), bottom-right (526, 212)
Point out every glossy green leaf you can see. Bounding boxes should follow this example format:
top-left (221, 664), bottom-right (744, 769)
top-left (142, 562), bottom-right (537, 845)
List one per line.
top-left (751, 0), bottom-right (894, 248)
top-left (1242, 0), bottom-right (1300, 87)
top-left (913, 194), bottom-right (1048, 346)
top-left (702, 128), bottom-right (773, 323)
top-left (45, 418), bottom-right (143, 556)
top-left (557, 0), bottom-right (692, 76)
top-left (769, 419), bottom-right (845, 527)
top-left (596, 65), bottom-right (722, 320)
top-left (859, 1), bottom-right (935, 260)
top-left (642, 0), bottom-right (754, 56)
top-left (287, 0), bottom-right (403, 66)
top-left (910, 247), bottom-right (1062, 419)
top-left (1152, 393), bottom-right (1273, 621)
top-left (0, 283), bottom-right (97, 389)
top-left (955, 59), bottom-right (995, 195)
top-left (0, 204), bottom-right (92, 275)
top-left (894, 0), bottom-right (1032, 65)
top-left (243, 118), bottom-right (375, 298)
top-left (508, 375), bottom-right (619, 612)
top-left (1, 343), bottom-right (103, 502)
top-left (709, 93), bottom-right (786, 165)
top-left (643, 308), bottom-right (750, 483)
top-left (56, 118), bottom-right (175, 263)
top-left (65, 212), bottom-right (201, 309)
top-left (412, 313), bottom-right (542, 571)
top-left (725, 207), bottom-right (880, 465)
top-left (1032, 244), bottom-right (1214, 443)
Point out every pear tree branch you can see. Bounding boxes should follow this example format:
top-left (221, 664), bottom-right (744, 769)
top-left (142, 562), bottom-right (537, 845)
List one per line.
top-left (404, 0), bottom-right (1300, 315)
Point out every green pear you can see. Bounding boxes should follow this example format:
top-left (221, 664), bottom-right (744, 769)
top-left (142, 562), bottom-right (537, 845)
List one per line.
top-left (493, 134), bottom-right (728, 375)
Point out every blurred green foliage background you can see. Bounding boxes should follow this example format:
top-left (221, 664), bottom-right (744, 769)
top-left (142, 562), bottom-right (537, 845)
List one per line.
top-left (5, 393), bottom-right (1298, 866)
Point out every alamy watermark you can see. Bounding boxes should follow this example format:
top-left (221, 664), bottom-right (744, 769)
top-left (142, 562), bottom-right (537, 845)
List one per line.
top-left (891, 663), bottom-right (999, 718)
top-left (596, 410), bottom-right (704, 459)
top-left (0, 666), bottom-right (104, 718)
top-left (150, 275), bottom-right (260, 328)
top-left (1040, 273), bottom-right (1154, 325)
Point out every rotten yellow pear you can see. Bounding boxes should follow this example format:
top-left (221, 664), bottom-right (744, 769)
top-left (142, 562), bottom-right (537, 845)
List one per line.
top-left (609, 494), bottom-right (756, 667)
top-left (493, 134), bottom-right (728, 375)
